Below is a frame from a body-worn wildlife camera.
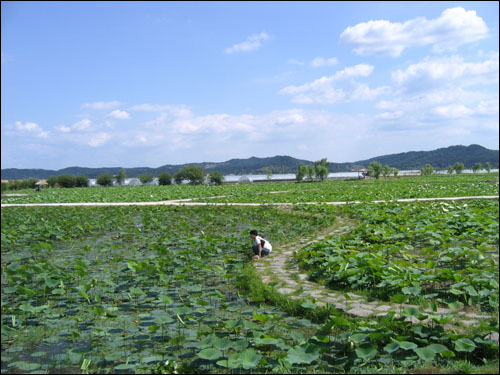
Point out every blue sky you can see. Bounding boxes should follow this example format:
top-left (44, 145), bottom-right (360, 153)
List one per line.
top-left (1, 1), bottom-right (498, 169)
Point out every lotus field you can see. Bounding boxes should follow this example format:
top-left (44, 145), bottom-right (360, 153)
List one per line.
top-left (1, 173), bottom-right (499, 373)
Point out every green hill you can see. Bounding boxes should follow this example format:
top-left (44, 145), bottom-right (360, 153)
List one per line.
top-left (2, 144), bottom-right (498, 180)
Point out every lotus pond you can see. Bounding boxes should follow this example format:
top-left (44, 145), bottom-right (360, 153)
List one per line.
top-left (1, 173), bottom-right (498, 205)
top-left (1, 175), bottom-right (499, 374)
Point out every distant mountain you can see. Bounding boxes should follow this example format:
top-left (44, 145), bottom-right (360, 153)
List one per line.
top-left (353, 144), bottom-right (499, 170)
top-left (2, 144), bottom-right (498, 180)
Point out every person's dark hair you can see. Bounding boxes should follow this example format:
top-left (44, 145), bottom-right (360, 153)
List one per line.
top-left (249, 230), bottom-right (258, 236)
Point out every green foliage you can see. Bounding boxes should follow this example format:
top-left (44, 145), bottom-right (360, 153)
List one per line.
top-left (473, 162), bottom-right (483, 173)
top-left (158, 172), bottom-right (172, 186)
top-left (485, 162), bottom-right (491, 173)
top-left (296, 199), bottom-right (499, 309)
top-left (383, 165), bottom-right (392, 178)
top-left (139, 174), bottom-right (154, 184)
top-left (296, 163), bottom-right (307, 182)
top-left (175, 165), bottom-right (205, 185)
top-left (314, 158), bottom-right (330, 181)
top-left (57, 174), bottom-right (76, 188)
top-left (421, 164), bottom-right (434, 176)
top-left (1, 178), bottom-right (38, 191)
top-left (47, 175), bottom-right (58, 187)
top-left (208, 171), bottom-right (224, 185)
top-left (96, 173), bottom-right (113, 186)
top-left (367, 161), bottom-right (383, 179)
top-left (74, 175), bottom-right (89, 188)
top-left (306, 165), bottom-right (316, 181)
top-left (114, 169), bottom-right (126, 185)
top-left (447, 165), bottom-right (454, 174)
top-left (454, 162), bottom-right (465, 174)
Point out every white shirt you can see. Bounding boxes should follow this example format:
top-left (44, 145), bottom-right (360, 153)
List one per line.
top-left (254, 235), bottom-right (272, 251)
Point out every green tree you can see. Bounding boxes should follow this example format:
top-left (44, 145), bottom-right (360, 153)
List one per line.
top-left (367, 161), bottom-right (383, 179)
top-left (139, 174), bottom-right (154, 184)
top-left (393, 168), bottom-right (399, 177)
top-left (263, 167), bottom-right (272, 181)
top-left (96, 173), bottom-right (113, 186)
top-left (75, 175), bottom-right (89, 187)
top-left (306, 165), bottom-right (316, 181)
top-left (472, 162), bottom-right (482, 173)
top-left (208, 171), bottom-right (224, 185)
top-left (47, 175), bottom-right (58, 187)
top-left (420, 164), bottom-right (434, 176)
top-left (57, 174), bottom-right (76, 188)
top-left (454, 162), bottom-right (465, 174)
top-left (177, 165), bottom-right (205, 185)
top-left (485, 162), bottom-right (491, 173)
top-left (115, 169), bottom-right (127, 185)
top-left (158, 172), bottom-right (172, 186)
top-left (382, 165), bottom-right (392, 178)
top-left (314, 158), bottom-right (330, 181)
top-left (173, 171), bottom-right (184, 185)
top-left (296, 163), bottom-right (307, 182)
top-left (447, 165), bottom-right (454, 174)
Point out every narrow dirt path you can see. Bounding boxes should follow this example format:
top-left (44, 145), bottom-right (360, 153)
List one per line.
top-left (1, 195), bottom-right (498, 207)
top-left (252, 214), bottom-right (498, 342)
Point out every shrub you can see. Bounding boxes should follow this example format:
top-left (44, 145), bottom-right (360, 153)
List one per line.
top-left (139, 174), bottom-right (154, 184)
top-left (115, 169), bottom-right (127, 185)
top-left (158, 172), bottom-right (172, 186)
top-left (75, 175), bottom-right (89, 187)
top-left (176, 166), bottom-right (204, 185)
top-left (367, 161), bottom-right (382, 179)
top-left (96, 173), bottom-right (113, 186)
top-left (57, 174), bottom-right (76, 188)
top-left (208, 171), bottom-right (224, 185)
top-left (420, 164), bottom-right (434, 176)
top-left (454, 162), bottom-right (465, 174)
top-left (47, 175), bottom-right (58, 187)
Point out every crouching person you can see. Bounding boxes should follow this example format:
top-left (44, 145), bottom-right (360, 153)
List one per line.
top-left (249, 229), bottom-right (272, 260)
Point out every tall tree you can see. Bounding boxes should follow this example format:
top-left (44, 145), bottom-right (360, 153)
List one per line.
top-left (115, 169), bottom-right (126, 185)
top-left (208, 171), bottom-right (224, 185)
top-left (420, 164), bottom-right (434, 176)
top-left (314, 158), bottom-right (330, 181)
top-left (296, 163), bottom-right (307, 182)
top-left (454, 162), bottom-right (465, 174)
top-left (158, 172), bottom-right (172, 185)
top-left (367, 161), bottom-right (382, 179)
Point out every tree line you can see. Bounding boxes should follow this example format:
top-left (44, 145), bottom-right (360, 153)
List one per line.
top-left (1, 166), bottom-right (224, 191)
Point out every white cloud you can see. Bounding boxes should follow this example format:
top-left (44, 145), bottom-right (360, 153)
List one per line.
top-left (81, 101), bottom-right (123, 110)
top-left (433, 104), bottom-right (474, 118)
top-left (72, 119), bottom-right (92, 131)
top-left (15, 121), bottom-right (49, 138)
top-left (108, 110), bottom-right (130, 120)
top-left (311, 57), bottom-right (338, 67)
top-left (280, 64), bottom-right (389, 105)
top-left (225, 32), bottom-right (269, 54)
top-left (130, 104), bottom-right (193, 117)
top-left (56, 125), bottom-right (71, 133)
top-left (88, 132), bottom-right (111, 147)
top-left (392, 53), bottom-right (499, 91)
top-left (376, 111), bottom-right (404, 120)
top-left (288, 58), bottom-right (305, 66)
top-left (340, 7), bottom-right (488, 57)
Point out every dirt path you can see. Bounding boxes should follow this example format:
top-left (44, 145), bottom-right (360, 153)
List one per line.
top-left (1, 195), bottom-right (498, 207)
top-left (252, 215), bottom-right (498, 342)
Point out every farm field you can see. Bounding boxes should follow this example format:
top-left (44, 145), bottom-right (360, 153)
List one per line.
top-left (1, 173), bottom-right (499, 205)
top-left (1, 173), bottom-right (499, 374)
